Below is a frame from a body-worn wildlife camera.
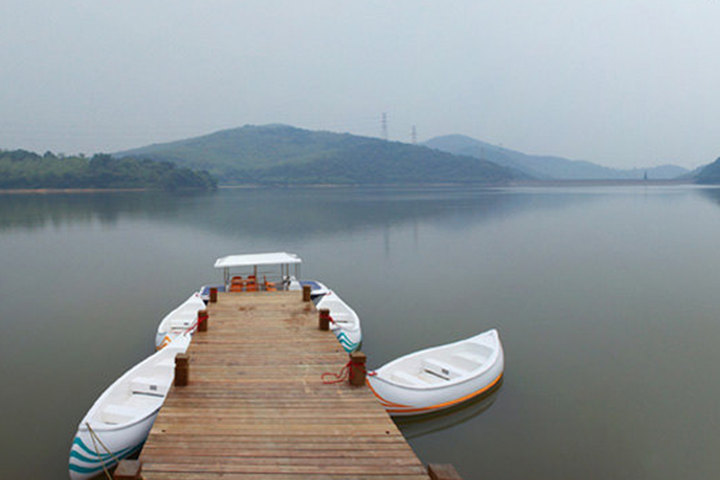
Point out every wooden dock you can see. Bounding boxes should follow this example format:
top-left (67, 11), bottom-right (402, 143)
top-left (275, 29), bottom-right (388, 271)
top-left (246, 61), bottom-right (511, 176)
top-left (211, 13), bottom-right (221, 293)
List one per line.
top-left (137, 291), bottom-right (431, 480)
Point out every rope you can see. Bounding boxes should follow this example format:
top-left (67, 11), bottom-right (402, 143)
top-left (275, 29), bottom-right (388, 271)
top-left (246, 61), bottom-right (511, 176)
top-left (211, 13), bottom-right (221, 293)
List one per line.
top-left (322, 360), bottom-right (352, 384)
top-left (183, 311), bottom-right (207, 335)
top-left (321, 358), bottom-right (365, 384)
top-left (86, 422), bottom-right (119, 480)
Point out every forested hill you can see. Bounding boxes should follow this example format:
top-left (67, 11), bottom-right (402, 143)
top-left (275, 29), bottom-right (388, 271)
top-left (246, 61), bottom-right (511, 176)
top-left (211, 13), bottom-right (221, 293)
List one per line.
top-left (116, 124), bottom-right (526, 185)
top-left (0, 150), bottom-right (216, 191)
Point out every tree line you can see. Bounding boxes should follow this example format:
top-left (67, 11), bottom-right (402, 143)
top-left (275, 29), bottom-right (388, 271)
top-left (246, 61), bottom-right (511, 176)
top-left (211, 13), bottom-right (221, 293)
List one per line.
top-left (0, 150), bottom-right (217, 191)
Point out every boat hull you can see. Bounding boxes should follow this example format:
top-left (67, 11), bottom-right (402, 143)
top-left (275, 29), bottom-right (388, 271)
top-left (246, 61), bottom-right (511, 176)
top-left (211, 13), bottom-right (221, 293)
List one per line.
top-left (367, 329), bottom-right (504, 416)
top-left (69, 335), bottom-right (190, 479)
top-left (331, 325), bottom-right (361, 353)
top-left (68, 411), bottom-right (157, 480)
top-left (155, 293), bottom-right (204, 349)
top-left (316, 291), bottom-right (362, 353)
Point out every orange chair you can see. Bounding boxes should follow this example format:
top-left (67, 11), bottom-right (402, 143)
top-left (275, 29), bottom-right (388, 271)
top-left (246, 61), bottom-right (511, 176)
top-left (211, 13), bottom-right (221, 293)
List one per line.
top-left (264, 275), bottom-right (277, 292)
top-left (230, 276), bottom-right (244, 292)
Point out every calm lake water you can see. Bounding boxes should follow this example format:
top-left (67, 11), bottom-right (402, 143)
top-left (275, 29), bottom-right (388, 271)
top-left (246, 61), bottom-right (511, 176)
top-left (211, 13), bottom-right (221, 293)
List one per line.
top-left (2, 185), bottom-right (720, 479)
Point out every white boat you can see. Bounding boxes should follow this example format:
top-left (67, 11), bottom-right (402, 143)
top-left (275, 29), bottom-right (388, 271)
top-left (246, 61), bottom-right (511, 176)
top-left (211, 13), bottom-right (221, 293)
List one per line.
top-left (367, 329), bottom-right (504, 416)
top-left (198, 284), bottom-right (225, 303)
top-left (298, 279), bottom-right (330, 303)
top-left (316, 290), bottom-right (362, 352)
top-left (68, 334), bottom-right (191, 479)
top-left (154, 293), bottom-right (205, 349)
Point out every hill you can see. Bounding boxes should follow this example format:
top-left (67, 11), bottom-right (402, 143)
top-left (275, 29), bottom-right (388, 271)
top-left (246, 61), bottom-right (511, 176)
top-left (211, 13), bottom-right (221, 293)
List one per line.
top-left (423, 135), bottom-right (688, 180)
top-left (695, 157), bottom-right (720, 184)
top-left (0, 150), bottom-right (216, 191)
top-left (116, 125), bottom-right (526, 185)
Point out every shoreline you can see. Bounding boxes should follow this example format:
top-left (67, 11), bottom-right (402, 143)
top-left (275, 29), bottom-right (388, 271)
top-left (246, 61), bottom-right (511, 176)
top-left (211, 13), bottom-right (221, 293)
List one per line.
top-left (0, 179), bottom-right (702, 195)
top-left (0, 187), bottom-right (152, 195)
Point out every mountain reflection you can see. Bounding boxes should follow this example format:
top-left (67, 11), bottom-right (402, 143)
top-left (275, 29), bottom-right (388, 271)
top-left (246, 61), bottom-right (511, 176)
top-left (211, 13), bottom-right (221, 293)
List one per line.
top-left (0, 187), bottom-right (599, 236)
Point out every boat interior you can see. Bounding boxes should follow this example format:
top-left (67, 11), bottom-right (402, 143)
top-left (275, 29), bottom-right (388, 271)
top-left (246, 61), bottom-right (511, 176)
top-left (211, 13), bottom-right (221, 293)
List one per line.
top-left (316, 295), bottom-right (358, 328)
top-left (164, 295), bottom-right (205, 331)
top-left (88, 340), bottom-right (188, 428)
top-left (386, 343), bottom-right (494, 387)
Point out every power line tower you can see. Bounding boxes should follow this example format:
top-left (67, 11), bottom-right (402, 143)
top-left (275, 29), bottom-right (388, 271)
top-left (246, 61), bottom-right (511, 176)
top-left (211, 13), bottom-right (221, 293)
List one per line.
top-left (411, 125), bottom-right (417, 144)
top-left (381, 112), bottom-right (388, 141)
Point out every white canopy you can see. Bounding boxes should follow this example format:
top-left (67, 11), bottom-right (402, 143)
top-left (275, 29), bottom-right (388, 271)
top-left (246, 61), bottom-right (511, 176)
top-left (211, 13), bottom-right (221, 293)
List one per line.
top-left (214, 252), bottom-right (302, 269)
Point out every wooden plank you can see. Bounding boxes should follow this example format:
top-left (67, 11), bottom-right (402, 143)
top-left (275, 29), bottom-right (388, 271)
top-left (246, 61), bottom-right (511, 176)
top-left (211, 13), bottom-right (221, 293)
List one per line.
top-left (139, 291), bottom-right (428, 479)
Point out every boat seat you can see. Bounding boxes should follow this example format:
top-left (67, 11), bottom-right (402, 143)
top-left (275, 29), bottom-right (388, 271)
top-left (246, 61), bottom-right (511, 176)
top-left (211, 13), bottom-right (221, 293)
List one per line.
top-left (264, 276), bottom-right (277, 292)
top-left (391, 370), bottom-right (426, 386)
top-left (101, 404), bottom-right (139, 424)
top-left (331, 316), bottom-right (351, 324)
top-left (131, 376), bottom-right (164, 397)
top-left (170, 317), bottom-right (193, 329)
top-left (421, 358), bottom-right (466, 380)
top-left (453, 351), bottom-right (485, 366)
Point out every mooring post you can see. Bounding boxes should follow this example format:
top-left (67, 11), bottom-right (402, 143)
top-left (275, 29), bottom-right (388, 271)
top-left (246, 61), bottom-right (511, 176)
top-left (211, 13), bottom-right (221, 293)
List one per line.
top-left (113, 459), bottom-right (142, 480)
top-left (349, 351), bottom-right (367, 387)
top-left (175, 354), bottom-right (189, 387)
top-left (198, 309), bottom-right (209, 332)
top-left (302, 284), bottom-right (311, 302)
top-left (319, 308), bottom-right (331, 331)
top-left (427, 464), bottom-right (463, 480)
top-left (209, 287), bottom-right (218, 303)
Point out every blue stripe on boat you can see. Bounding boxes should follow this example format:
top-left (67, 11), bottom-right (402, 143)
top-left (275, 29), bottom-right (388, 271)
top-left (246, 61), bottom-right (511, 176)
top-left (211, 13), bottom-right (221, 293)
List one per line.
top-left (69, 437), bottom-right (143, 473)
top-left (335, 332), bottom-right (358, 352)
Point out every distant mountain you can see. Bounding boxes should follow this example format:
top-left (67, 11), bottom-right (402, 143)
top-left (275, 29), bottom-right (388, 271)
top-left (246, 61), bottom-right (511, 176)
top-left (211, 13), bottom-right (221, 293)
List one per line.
top-left (116, 125), bottom-right (526, 185)
top-left (695, 157), bottom-right (720, 184)
top-left (423, 135), bottom-right (688, 180)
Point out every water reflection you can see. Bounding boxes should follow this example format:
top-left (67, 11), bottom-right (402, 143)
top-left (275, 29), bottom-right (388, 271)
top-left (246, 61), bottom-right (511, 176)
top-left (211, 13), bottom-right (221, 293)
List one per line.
top-left (394, 379), bottom-right (503, 440)
top-left (694, 185), bottom-right (720, 206)
top-left (0, 187), bottom-right (603, 237)
top-left (0, 192), bottom-right (192, 231)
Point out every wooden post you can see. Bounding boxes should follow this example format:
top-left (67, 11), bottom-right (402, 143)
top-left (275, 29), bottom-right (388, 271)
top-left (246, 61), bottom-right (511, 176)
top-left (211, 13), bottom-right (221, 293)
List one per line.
top-left (209, 287), bottom-right (218, 303)
top-left (318, 308), bottom-right (330, 331)
top-left (427, 464), bottom-right (463, 480)
top-left (349, 351), bottom-right (366, 387)
top-left (198, 309), bottom-right (209, 332)
top-left (175, 354), bottom-right (189, 387)
top-left (114, 459), bottom-right (142, 479)
top-left (302, 284), bottom-right (312, 302)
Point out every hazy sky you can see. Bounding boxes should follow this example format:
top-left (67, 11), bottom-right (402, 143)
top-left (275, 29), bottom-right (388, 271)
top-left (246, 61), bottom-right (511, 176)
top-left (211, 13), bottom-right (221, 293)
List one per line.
top-left (2, 1), bottom-right (720, 169)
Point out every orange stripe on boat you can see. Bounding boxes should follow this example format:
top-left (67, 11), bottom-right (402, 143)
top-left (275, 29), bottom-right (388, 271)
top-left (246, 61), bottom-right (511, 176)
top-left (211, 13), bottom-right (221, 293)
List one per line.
top-left (365, 378), bottom-right (411, 408)
top-left (376, 372), bottom-right (504, 414)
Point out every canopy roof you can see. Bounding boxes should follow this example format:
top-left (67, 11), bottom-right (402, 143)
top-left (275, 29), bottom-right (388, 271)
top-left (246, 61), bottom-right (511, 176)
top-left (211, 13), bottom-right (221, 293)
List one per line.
top-left (214, 252), bottom-right (302, 269)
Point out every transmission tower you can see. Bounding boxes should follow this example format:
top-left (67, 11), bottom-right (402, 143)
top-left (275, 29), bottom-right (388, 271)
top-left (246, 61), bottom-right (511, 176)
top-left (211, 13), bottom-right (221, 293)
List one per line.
top-left (411, 125), bottom-right (417, 144)
top-left (381, 112), bottom-right (388, 140)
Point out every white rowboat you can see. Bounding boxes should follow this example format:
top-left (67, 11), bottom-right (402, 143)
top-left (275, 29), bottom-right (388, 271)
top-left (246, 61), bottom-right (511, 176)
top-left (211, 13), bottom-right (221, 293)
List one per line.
top-left (154, 293), bottom-right (205, 349)
top-left (367, 329), bottom-right (504, 416)
top-left (315, 290), bottom-right (362, 352)
top-left (68, 334), bottom-right (191, 479)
